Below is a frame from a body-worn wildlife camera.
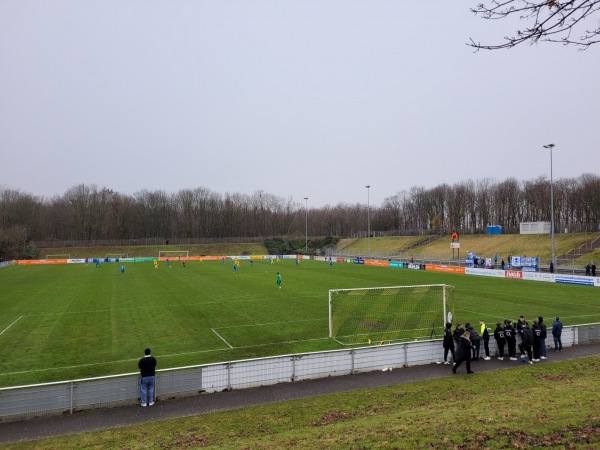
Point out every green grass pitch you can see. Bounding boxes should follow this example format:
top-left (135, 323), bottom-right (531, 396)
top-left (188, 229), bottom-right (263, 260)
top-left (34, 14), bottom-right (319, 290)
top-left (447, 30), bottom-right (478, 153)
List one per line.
top-left (0, 259), bottom-right (599, 387)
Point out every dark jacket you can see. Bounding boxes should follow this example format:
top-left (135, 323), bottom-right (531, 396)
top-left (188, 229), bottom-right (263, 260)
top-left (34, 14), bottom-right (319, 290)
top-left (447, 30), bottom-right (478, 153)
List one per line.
top-left (453, 326), bottom-right (464, 345)
top-left (466, 324), bottom-right (480, 342)
top-left (494, 325), bottom-right (505, 344)
top-left (504, 324), bottom-right (516, 342)
top-left (532, 324), bottom-right (542, 343)
top-left (522, 326), bottom-right (534, 346)
top-left (443, 327), bottom-right (455, 349)
top-left (455, 335), bottom-right (473, 361)
top-left (538, 317), bottom-right (547, 339)
top-left (552, 319), bottom-right (563, 337)
top-left (138, 355), bottom-right (157, 377)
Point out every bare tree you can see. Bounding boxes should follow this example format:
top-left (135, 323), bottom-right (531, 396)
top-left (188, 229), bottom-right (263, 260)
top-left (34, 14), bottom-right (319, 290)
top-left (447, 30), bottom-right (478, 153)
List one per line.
top-left (469, 0), bottom-right (600, 50)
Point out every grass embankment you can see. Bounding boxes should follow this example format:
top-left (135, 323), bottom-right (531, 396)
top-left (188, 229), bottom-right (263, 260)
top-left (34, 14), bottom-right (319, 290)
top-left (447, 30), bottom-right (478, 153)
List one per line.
top-left (8, 356), bottom-right (600, 449)
top-left (338, 233), bottom-right (600, 267)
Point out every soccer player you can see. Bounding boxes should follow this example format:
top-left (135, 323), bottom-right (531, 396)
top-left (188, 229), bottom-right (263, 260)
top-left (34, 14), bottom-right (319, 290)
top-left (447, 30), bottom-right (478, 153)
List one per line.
top-left (182, 260), bottom-right (186, 268)
top-left (250, 259), bottom-right (253, 267)
top-left (276, 272), bottom-right (281, 289)
top-left (121, 265), bottom-right (125, 275)
top-left (95, 259), bottom-right (101, 268)
top-left (166, 258), bottom-right (170, 268)
top-left (153, 259), bottom-right (158, 270)
top-left (232, 262), bottom-right (238, 273)
top-left (329, 257), bottom-right (333, 268)
top-left (295, 257), bottom-right (299, 267)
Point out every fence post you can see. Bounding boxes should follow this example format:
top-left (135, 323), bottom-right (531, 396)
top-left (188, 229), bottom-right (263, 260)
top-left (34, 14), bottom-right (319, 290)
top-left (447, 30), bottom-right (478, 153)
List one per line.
top-left (70, 381), bottom-right (74, 414)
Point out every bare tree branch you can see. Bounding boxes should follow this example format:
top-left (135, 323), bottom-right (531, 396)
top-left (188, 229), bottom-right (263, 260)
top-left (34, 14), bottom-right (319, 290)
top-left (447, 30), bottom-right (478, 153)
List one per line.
top-left (469, 0), bottom-right (600, 50)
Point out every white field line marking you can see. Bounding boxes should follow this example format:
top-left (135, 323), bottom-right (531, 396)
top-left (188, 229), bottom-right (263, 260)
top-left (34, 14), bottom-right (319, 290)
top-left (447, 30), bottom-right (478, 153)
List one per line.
top-left (0, 316), bottom-right (22, 336)
top-left (211, 328), bottom-right (234, 349)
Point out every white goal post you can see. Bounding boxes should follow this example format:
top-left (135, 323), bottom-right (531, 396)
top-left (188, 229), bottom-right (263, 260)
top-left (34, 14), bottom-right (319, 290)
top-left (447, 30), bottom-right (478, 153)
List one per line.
top-left (328, 284), bottom-right (454, 345)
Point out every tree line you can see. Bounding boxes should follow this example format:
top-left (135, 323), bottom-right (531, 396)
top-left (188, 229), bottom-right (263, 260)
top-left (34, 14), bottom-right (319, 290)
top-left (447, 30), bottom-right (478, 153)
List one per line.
top-left (0, 173), bottom-right (599, 259)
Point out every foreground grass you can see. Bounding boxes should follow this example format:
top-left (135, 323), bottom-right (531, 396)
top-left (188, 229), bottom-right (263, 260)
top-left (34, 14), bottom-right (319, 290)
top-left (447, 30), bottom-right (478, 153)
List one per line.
top-left (7, 356), bottom-right (600, 449)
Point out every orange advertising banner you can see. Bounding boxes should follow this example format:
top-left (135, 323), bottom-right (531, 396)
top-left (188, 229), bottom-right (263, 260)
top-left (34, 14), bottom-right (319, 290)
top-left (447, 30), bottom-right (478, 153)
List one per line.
top-left (364, 259), bottom-right (389, 267)
top-left (426, 264), bottom-right (465, 274)
top-left (17, 259), bottom-right (68, 265)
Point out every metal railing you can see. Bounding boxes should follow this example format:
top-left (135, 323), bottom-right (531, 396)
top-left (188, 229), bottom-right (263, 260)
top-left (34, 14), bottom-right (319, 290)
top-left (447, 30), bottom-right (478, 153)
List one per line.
top-left (1, 324), bottom-right (598, 423)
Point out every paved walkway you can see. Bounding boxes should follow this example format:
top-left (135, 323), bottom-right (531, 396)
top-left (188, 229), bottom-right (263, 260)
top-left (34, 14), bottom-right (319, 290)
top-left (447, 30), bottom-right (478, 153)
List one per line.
top-left (1, 343), bottom-right (598, 445)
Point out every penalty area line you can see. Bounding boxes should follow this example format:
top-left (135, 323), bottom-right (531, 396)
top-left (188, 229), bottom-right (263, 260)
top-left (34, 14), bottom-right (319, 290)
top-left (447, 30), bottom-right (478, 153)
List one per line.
top-left (0, 316), bottom-right (22, 336)
top-left (211, 328), bottom-right (234, 349)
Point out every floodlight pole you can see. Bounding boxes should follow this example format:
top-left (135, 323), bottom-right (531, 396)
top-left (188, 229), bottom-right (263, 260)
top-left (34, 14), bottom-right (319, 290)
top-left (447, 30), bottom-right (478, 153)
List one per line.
top-left (543, 144), bottom-right (555, 267)
top-left (304, 197), bottom-right (308, 253)
top-left (365, 185), bottom-right (371, 256)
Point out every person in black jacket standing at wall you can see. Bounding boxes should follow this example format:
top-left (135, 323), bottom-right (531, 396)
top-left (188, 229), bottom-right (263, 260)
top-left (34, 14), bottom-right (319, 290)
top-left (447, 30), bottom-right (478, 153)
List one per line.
top-left (442, 322), bottom-right (455, 365)
top-left (138, 348), bottom-right (157, 407)
top-left (532, 320), bottom-right (542, 362)
top-left (452, 331), bottom-right (474, 374)
top-left (465, 323), bottom-right (481, 361)
top-left (538, 316), bottom-right (548, 360)
top-left (521, 325), bottom-right (534, 364)
top-left (453, 323), bottom-right (464, 348)
top-left (504, 320), bottom-right (518, 361)
top-left (493, 322), bottom-right (506, 360)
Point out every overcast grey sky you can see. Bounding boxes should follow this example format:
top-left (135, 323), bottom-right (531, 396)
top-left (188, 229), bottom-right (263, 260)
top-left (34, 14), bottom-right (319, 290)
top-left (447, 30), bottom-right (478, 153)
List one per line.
top-left (1, 1), bottom-right (599, 208)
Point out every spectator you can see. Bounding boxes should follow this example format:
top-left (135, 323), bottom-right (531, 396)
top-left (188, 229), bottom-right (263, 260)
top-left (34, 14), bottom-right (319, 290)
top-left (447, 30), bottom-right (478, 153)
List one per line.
top-left (538, 316), bottom-right (548, 360)
top-left (442, 322), bottom-right (455, 365)
top-left (494, 322), bottom-right (506, 360)
top-left (532, 320), bottom-right (542, 362)
top-left (452, 331), bottom-right (474, 374)
top-left (138, 348), bottom-right (157, 407)
top-left (521, 325), bottom-right (534, 364)
top-left (465, 323), bottom-right (481, 361)
top-left (504, 320), bottom-right (518, 361)
top-left (552, 317), bottom-right (563, 351)
top-left (453, 323), bottom-right (464, 348)
top-left (479, 319), bottom-right (491, 360)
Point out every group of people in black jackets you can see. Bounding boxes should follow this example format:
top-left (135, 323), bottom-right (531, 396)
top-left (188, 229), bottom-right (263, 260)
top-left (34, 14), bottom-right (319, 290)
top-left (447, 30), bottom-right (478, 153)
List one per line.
top-left (442, 315), bottom-right (564, 374)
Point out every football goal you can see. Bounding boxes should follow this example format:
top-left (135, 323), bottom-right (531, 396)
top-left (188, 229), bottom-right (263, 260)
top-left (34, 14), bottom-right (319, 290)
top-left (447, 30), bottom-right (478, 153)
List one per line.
top-left (329, 284), bottom-right (454, 346)
top-left (45, 254), bottom-right (70, 260)
top-left (158, 250), bottom-right (189, 259)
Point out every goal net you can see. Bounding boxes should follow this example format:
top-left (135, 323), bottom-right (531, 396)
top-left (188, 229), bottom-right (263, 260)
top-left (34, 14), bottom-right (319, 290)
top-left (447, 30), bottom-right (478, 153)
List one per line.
top-left (329, 284), bottom-right (454, 345)
top-left (158, 250), bottom-right (189, 259)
